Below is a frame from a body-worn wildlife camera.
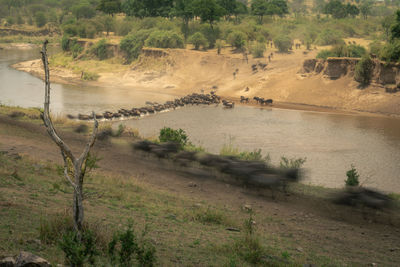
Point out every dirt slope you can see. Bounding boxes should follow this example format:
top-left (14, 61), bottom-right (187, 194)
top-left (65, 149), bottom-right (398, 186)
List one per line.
top-left (1, 115), bottom-right (400, 266)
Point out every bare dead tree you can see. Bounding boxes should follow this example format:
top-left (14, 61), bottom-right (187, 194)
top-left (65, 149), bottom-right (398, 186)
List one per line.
top-left (40, 40), bottom-right (98, 239)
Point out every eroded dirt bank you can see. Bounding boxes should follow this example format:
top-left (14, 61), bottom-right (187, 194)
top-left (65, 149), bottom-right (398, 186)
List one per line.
top-left (12, 46), bottom-right (400, 117)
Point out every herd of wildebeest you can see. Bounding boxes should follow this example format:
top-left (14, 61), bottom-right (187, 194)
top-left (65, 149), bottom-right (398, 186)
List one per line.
top-left (130, 139), bottom-right (396, 217)
top-left (67, 90), bottom-right (397, 219)
top-left (67, 91), bottom-right (274, 121)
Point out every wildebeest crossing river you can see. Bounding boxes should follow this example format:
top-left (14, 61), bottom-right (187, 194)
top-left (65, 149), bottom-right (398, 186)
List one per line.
top-left (1, 48), bottom-right (400, 193)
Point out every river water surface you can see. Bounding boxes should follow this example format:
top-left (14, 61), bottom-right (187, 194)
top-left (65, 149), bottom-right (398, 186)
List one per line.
top-left (1, 48), bottom-right (399, 192)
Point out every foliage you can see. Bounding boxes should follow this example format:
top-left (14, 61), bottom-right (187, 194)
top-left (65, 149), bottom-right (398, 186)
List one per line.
top-left (273, 35), bottom-right (292, 53)
top-left (122, 0), bottom-right (173, 18)
top-left (251, 0), bottom-right (289, 23)
top-left (216, 39), bottom-right (224, 54)
top-left (280, 156), bottom-right (306, 169)
top-left (71, 42), bottom-right (83, 58)
top-left (354, 55), bottom-right (374, 86)
top-left (91, 39), bottom-right (110, 60)
top-left (315, 28), bottom-right (344, 46)
top-left (35, 11), bottom-right (47, 27)
top-left (220, 142), bottom-right (271, 163)
top-left (317, 44), bottom-right (367, 59)
top-left (323, 0), bottom-right (359, 19)
top-left (188, 32), bottom-right (209, 50)
top-left (82, 71), bottom-right (100, 81)
top-left (316, 49), bottom-right (336, 59)
top-left (251, 42), bottom-right (266, 58)
top-left (199, 24), bottom-right (221, 48)
top-left (227, 30), bottom-right (247, 50)
top-left (97, 0), bottom-right (121, 16)
top-left (379, 40), bottom-right (400, 62)
top-left (193, 0), bottom-right (225, 27)
top-left (61, 35), bottom-right (70, 51)
top-left (59, 230), bottom-right (98, 267)
top-left (345, 164), bottom-right (360, 186)
top-left (108, 223), bottom-right (156, 267)
top-left (159, 127), bottom-right (188, 148)
top-left (120, 29), bottom-right (152, 63)
top-left (145, 30), bottom-right (185, 49)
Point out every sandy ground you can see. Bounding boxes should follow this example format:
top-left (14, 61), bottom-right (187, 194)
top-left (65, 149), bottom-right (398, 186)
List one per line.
top-left (12, 42), bottom-right (400, 117)
top-left (1, 115), bottom-right (400, 266)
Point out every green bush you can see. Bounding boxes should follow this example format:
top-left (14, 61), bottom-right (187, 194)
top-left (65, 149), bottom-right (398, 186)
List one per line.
top-left (251, 42), bottom-right (266, 58)
top-left (315, 29), bottom-right (345, 46)
top-left (345, 164), bottom-right (360, 186)
top-left (380, 40), bottom-right (400, 62)
top-left (108, 223), bottom-right (156, 267)
top-left (273, 35), bottom-right (292, 53)
top-left (59, 230), bottom-right (98, 266)
top-left (145, 30), bottom-right (185, 49)
top-left (227, 30), bottom-right (247, 50)
top-left (368, 40), bottom-right (384, 56)
top-left (199, 24), bottom-right (221, 48)
top-left (159, 127), bottom-right (188, 148)
top-left (35, 11), bottom-right (47, 27)
top-left (61, 35), bottom-right (70, 51)
top-left (347, 44), bottom-right (367, 58)
top-left (63, 24), bottom-right (78, 36)
top-left (120, 29), bottom-right (153, 63)
top-left (355, 55), bottom-right (374, 86)
top-left (82, 71), bottom-right (100, 81)
top-left (316, 49), bottom-right (336, 59)
top-left (188, 32), bottom-right (208, 50)
top-left (71, 43), bottom-right (83, 58)
top-left (6, 16), bottom-right (14, 26)
top-left (279, 156), bottom-right (306, 169)
top-left (91, 39), bottom-right (110, 60)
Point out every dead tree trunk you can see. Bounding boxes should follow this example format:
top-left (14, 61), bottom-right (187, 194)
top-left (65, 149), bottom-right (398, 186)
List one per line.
top-left (40, 40), bottom-right (98, 239)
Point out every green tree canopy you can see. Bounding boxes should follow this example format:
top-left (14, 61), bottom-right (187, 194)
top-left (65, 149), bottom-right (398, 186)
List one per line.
top-left (97, 0), bottom-right (121, 16)
top-left (193, 0), bottom-right (225, 28)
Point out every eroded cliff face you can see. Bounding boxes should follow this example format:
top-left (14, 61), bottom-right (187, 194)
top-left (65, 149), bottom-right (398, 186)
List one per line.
top-left (301, 57), bottom-right (400, 92)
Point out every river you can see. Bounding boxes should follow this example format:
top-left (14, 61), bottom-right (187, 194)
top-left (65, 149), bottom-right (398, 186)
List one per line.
top-left (1, 47), bottom-right (399, 193)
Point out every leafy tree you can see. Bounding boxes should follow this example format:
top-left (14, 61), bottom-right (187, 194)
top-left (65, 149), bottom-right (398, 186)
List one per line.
top-left (188, 32), bottom-right (208, 50)
top-left (323, 0), bottom-right (347, 19)
top-left (233, 1), bottom-right (248, 22)
top-left (380, 40), bottom-right (400, 62)
top-left (193, 0), bottom-right (225, 28)
top-left (251, 0), bottom-right (289, 24)
top-left (360, 0), bottom-right (373, 19)
top-left (390, 10), bottom-right (400, 41)
top-left (120, 29), bottom-right (152, 63)
top-left (313, 0), bottom-right (326, 14)
top-left (172, 0), bottom-right (195, 39)
top-left (122, 0), bottom-right (173, 17)
top-left (217, 0), bottom-right (237, 19)
top-left (274, 34), bottom-right (292, 52)
top-left (145, 30), bottom-right (185, 48)
top-left (345, 165), bottom-right (360, 186)
top-left (227, 30), bottom-right (247, 50)
top-left (97, 0), bottom-right (121, 16)
top-left (355, 55), bottom-right (374, 86)
top-left (345, 3), bottom-right (359, 18)
top-left (72, 2), bottom-right (96, 19)
top-left (35, 11), bottom-right (47, 27)
top-left (382, 13), bottom-right (395, 41)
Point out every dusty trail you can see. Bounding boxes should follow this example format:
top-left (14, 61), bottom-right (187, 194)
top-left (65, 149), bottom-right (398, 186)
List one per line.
top-left (1, 115), bottom-right (399, 265)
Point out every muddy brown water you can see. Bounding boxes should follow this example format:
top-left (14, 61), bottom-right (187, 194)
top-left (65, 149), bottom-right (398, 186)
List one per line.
top-left (1, 48), bottom-right (400, 193)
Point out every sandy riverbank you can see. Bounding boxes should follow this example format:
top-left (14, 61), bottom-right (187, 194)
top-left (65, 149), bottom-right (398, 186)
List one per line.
top-left (12, 46), bottom-right (400, 118)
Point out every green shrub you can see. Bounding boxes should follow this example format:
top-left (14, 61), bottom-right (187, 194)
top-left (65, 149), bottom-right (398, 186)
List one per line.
top-left (63, 24), bottom-right (78, 36)
top-left (71, 43), bottom-right (83, 58)
top-left (59, 230), bottom-right (98, 266)
top-left (345, 164), bottom-right (360, 186)
top-left (91, 39), bottom-right (110, 60)
top-left (369, 40), bottom-right (384, 56)
top-left (227, 30), bottom-right (247, 50)
top-left (159, 127), bottom-right (188, 148)
top-left (274, 35), bottom-right (292, 53)
top-left (315, 29), bottom-right (345, 46)
top-left (199, 24), bottom-right (221, 48)
top-left (347, 44), bottom-right (367, 58)
top-left (251, 42), bottom-right (266, 58)
top-left (120, 29), bottom-right (153, 63)
top-left (279, 156), bottom-right (306, 169)
top-left (108, 223), bottom-right (156, 267)
top-left (316, 49), bottom-right (335, 59)
top-left (145, 30), bottom-right (185, 49)
top-left (380, 40), bottom-right (400, 62)
top-left (355, 55), bottom-right (374, 86)
top-left (35, 11), bottom-right (47, 27)
top-left (188, 32), bottom-right (208, 50)
top-left (82, 71), bottom-right (100, 81)
top-left (61, 35), bottom-right (70, 51)
top-left (6, 16), bottom-right (14, 26)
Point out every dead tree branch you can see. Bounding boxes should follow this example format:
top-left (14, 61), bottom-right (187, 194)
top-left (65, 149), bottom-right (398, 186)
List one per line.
top-left (40, 40), bottom-right (98, 239)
